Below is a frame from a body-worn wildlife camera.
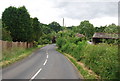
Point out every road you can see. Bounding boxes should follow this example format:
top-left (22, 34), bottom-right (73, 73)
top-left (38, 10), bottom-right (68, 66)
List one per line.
top-left (2, 44), bottom-right (81, 80)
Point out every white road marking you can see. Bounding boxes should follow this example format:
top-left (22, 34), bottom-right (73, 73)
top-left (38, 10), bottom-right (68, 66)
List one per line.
top-left (47, 55), bottom-right (48, 58)
top-left (43, 59), bottom-right (47, 66)
top-left (30, 49), bottom-right (49, 80)
top-left (30, 68), bottom-right (42, 81)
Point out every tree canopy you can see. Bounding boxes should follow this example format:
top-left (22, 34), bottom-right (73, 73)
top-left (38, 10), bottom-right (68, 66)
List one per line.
top-left (0, 19), bottom-right (2, 28)
top-left (1, 6), bottom-right (119, 45)
top-left (49, 21), bottom-right (61, 32)
top-left (2, 6), bottom-right (33, 42)
top-left (104, 24), bottom-right (118, 33)
top-left (77, 20), bottom-right (95, 39)
top-left (31, 17), bottom-right (42, 42)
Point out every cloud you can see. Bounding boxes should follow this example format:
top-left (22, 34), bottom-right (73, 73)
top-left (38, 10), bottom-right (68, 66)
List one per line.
top-left (0, 0), bottom-right (62, 24)
top-left (90, 17), bottom-right (118, 27)
top-left (55, 2), bottom-right (118, 20)
top-left (0, 0), bottom-right (119, 26)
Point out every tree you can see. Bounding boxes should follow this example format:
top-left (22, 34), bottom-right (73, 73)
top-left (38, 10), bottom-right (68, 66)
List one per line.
top-left (2, 6), bottom-right (18, 41)
top-left (77, 20), bottom-right (95, 39)
top-left (0, 19), bottom-right (2, 28)
top-left (42, 25), bottom-right (52, 34)
top-left (104, 24), bottom-right (118, 33)
top-left (2, 6), bottom-right (33, 42)
top-left (1, 28), bottom-right (12, 41)
top-left (49, 21), bottom-right (61, 32)
top-left (17, 6), bottom-right (33, 42)
top-left (95, 26), bottom-right (106, 32)
top-left (31, 17), bottom-right (42, 42)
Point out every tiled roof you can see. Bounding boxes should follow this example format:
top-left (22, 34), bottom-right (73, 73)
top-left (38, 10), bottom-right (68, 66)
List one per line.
top-left (75, 33), bottom-right (85, 37)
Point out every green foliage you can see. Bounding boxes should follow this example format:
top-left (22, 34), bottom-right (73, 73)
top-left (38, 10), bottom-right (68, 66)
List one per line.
top-left (18, 6), bottom-right (33, 42)
top-left (94, 24), bottom-right (119, 44)
top-left (104, 24), bottom-right (118, 33)
top-left (77, 20), bottom-right (95, 39)
top-left (2, 6), bottom-right (33, 42)
top-left (0, 28), bottom-right (12, 41)
top-left (64, 54), bottom-right (97, 79)
top-left (41, 24), bottom-right (52, 34)
top-left (81, 44), bottom-right (118, 79)
top-left (1, 45), bottom-right (45, 67)
top-left (94, 26), bottom-right (106, 32)
top-left (0, 19), bottom-right (2, 28)
top-left (2, 6), bottom-right (18, 30)
top-left (56, 30), bottom-right (119, 79)
top-left (57, 37), bottom-right (67, 48)
top-left (49, 21), bottom-right (62, 32)
top-left (94, 24), bottom-right (118, 34)
top-left (38, 34), bottom-right (52, 44)
top-left (31, 17), bottom-right (42, 42)
top-left (38, 22), bottom-right (59, 44)
top-left (101, 38), bottom-right (119, 44)
top-left (1, 6), bottom-right (63, 44)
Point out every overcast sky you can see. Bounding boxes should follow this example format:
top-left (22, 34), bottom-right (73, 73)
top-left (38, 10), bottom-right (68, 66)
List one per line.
top-left (0, 0), bottom-right (119, 27)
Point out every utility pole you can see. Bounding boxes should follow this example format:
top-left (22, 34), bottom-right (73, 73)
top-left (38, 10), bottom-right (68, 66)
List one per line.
top-left (63, 18), bottom-right (64, 27)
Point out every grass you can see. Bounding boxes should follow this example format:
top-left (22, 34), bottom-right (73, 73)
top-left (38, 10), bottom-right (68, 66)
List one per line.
top-left (1, 45), bottom-right (45, 68)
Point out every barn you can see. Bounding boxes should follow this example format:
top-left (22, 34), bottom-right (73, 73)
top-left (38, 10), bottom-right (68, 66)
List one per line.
top-left (92, 32), bottom-right (119, 44)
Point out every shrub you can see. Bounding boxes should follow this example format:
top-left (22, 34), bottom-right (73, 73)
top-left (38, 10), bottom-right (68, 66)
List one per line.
top-left (38, 34), bottom-right (52, 44)
top-left (82, 44), bottom-right (118, 79)
top-left (56, 23), bottom-right (119, 79)
top-left (1, 28), bottom-right (12, 41)
top-left (56, 37), bottom-right (67, 48)
top-left (57, 35), bottom-right (118, 79)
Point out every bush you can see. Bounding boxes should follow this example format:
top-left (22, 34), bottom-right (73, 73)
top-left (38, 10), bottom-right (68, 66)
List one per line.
top-left (56, 37), bottom-right (67, 48)
top-left (56, 32), bottom-right (119, 79)
top-left (81, 44), bottom-right (118, 79)
top-left (38, 34), bottom-right (52, 44)
top-left (101, 39), bottom-right (119, 44)
top-left (0, 28), bottom-right (12, 41)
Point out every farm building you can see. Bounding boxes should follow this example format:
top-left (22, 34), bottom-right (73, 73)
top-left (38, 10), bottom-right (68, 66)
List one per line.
top-left (75, 33), bottom-right (85, 38)
top-left (92, 32), bottom-right (120, 44)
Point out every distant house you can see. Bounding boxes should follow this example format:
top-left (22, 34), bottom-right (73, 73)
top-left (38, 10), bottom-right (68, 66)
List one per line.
top-left (92, 32), bottom-right (120, 44)
top-left (75, 33), bottom-right (85, 38)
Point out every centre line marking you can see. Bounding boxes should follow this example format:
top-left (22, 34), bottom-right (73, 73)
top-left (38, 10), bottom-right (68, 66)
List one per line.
top-left (47, 55), bottom-right (48, 58)
top-left (43, 59), bottom-right (47, 65)
top-left (30, 68), bottom-right (42, 81)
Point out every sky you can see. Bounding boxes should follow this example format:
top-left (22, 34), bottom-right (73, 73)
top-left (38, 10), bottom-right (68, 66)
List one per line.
top-left (0, 0), bottom-right (119, 27)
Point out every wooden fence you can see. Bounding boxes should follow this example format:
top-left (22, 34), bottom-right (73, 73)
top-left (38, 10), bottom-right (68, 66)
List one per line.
top-left (0, 40), bottom-right (33, 50)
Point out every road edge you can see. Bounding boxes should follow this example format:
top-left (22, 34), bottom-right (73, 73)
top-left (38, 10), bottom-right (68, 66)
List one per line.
top-left (56, 48), bottom-right (99, 79)
top-left (56, 48), bottom-right (84, 79)
top-left (2, 45), bottom-right (46, 69)
top-left (64, 54), bottom-right (84, 79)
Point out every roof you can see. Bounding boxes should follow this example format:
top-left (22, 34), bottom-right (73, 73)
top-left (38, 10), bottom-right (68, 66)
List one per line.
top-left (93, 32), bottom-right (120, 39)
top-left (75, 33), bottom-right (85, 38)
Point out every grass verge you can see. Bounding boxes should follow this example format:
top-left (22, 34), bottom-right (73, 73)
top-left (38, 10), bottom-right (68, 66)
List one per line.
top-left (1, 45), bottom-right (45, 68)
top-left (57, 49), bottom-right (99, 79)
